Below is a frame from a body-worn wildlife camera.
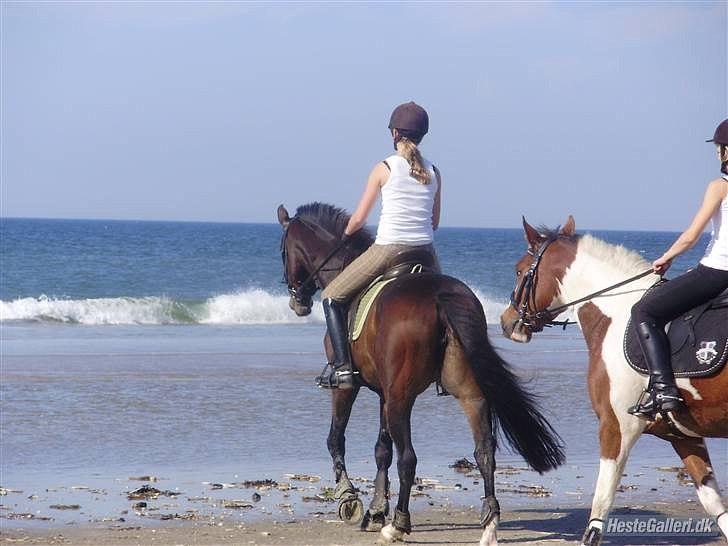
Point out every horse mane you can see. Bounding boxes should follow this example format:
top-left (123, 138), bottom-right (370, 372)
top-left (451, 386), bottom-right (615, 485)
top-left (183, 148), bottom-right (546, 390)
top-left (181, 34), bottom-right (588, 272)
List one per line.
top-left (578, 233), bottom-right (651, 275)
top-left (294, 202), bottom-right (374, 249)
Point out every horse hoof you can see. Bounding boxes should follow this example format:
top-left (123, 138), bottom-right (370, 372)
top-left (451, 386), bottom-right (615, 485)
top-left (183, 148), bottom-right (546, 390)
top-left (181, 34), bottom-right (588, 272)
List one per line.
top-left (361, 510), bottom-right (386, 532)
top-left (378, 523), bottom-right (405, 544)
top-left (338, 496), bottom-right (364, 525)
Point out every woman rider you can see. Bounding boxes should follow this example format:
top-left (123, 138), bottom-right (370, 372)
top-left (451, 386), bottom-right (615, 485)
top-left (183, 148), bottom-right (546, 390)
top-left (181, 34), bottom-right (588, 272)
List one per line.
top-left (317, 101), bottom-right (442, 389)
top-left (629, 119), bottom-right (728, 418)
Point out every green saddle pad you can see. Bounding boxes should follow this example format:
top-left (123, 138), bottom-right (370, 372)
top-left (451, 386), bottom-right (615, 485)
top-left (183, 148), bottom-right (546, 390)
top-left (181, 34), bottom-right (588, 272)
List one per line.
top-left (350, 276), bottom-right (396, 342)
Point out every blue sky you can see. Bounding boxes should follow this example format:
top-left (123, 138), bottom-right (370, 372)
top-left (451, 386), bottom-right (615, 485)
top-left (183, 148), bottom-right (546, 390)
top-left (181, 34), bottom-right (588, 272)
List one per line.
top-left (2, 1), bottom-right (726, 230)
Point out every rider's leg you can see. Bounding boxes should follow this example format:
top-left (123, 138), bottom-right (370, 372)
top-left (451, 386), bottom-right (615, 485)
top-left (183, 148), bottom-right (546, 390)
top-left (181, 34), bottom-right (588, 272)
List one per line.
top-left (628, 321), bottom-right (683, 416)
top-left (318, 244), bottom-right (410, 389)
top-left (320, 297), bottom-right (355, 389)
top-left (629, 265), bottom-right (728, 417)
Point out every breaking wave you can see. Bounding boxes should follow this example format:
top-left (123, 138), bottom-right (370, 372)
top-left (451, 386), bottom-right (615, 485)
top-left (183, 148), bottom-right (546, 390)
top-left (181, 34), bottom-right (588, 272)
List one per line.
top-left (1, 288), bottom-right (512, 326)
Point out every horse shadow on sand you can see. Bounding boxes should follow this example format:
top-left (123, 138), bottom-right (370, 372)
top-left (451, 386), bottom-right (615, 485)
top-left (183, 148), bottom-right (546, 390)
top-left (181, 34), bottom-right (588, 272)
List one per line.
top-left (408, 506), bottom-right (721, 545)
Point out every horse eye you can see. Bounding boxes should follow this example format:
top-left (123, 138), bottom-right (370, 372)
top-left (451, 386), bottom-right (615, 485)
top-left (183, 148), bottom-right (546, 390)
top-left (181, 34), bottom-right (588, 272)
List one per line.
top-left (516, 271), bottom-right (522, 277)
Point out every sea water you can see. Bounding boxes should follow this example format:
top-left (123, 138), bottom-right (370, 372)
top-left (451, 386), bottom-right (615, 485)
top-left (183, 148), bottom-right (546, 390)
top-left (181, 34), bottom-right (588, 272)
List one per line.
top-left (1, 218), bottom-right (726, 522)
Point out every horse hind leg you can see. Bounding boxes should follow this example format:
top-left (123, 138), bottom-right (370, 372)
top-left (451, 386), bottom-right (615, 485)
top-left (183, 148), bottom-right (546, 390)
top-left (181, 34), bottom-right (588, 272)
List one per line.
top-left (378, 401), bottom-right (416, 544)
top-left (672, 437), bottom-right (728, 539)
top-left (458, 397), bottom-right (499, 546)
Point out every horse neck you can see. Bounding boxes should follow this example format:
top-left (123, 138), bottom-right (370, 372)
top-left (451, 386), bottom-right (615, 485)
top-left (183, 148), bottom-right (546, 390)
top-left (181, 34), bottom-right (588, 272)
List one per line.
top-left (559, 236), bottom-right (657, 331)
top-left (316, 240), bottom-right (368, 289)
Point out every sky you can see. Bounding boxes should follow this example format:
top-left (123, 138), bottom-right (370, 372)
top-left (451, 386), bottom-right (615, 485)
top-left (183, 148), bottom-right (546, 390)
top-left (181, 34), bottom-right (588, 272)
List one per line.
top-left (1, 1), bottom-right (726, 230)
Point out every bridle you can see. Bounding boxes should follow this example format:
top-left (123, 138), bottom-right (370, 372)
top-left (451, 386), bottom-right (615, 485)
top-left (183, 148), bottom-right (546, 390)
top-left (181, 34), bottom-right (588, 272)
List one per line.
top-left (509, 238), bottom-right (562, 331)
top-left (510, 236), bottom-right (655, 331)
top-left (280, 217), bottom-right (349, 307)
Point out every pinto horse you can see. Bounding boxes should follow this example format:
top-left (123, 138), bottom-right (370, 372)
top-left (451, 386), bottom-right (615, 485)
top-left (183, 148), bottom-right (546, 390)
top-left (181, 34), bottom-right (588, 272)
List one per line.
top-left (278, 203), bottom-right (564, 546)
top-left (500, 216), bottom-right (728, 546)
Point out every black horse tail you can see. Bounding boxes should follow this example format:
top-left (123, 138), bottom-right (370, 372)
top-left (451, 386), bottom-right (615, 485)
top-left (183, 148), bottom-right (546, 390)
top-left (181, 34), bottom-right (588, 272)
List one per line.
top-left (437, 281), bottom-right (565, 473)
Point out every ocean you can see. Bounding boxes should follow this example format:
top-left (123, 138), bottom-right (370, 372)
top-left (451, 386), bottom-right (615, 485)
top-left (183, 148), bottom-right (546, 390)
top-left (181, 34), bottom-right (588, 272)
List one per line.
top-left (1, 218), bottom-right (726, 525)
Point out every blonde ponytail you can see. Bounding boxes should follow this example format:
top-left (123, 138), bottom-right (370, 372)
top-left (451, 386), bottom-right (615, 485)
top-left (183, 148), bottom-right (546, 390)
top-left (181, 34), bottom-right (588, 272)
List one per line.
top-left (397, 137), bottom-right (431, 184)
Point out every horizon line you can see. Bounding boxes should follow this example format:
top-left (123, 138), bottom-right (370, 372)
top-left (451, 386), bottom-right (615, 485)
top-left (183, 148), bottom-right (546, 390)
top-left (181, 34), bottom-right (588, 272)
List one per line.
top-left (0, 215), bottom-right (685, 234)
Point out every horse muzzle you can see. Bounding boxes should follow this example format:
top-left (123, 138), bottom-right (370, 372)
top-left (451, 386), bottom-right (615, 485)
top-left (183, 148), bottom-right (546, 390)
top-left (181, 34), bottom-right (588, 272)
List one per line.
top-left (289, 296), bottom-right (312, 317)
top-left (500, 308), bottom-right (532, 343)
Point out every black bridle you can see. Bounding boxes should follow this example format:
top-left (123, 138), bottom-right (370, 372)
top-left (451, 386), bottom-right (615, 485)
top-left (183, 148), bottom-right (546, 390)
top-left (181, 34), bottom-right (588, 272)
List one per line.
top-left (510, 237), bottom-right (655, 331)
top-left (280, 217), bottom-right (349, 307)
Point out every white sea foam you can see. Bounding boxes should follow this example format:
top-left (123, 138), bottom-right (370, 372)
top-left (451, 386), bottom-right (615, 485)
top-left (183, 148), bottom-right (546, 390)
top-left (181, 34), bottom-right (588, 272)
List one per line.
top-left (200, 289), bottom-right (324, 324)
top-left (0, 287), bottom-right (516, 326)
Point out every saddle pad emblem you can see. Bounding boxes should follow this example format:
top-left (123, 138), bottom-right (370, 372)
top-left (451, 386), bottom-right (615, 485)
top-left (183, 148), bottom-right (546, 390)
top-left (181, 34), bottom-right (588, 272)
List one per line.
top-left (696, 341), bottom-right (718, 365)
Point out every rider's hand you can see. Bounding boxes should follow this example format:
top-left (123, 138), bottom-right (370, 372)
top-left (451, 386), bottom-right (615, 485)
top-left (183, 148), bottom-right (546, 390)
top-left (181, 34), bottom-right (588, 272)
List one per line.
top-left (652, 256), bottom-right (672, 275)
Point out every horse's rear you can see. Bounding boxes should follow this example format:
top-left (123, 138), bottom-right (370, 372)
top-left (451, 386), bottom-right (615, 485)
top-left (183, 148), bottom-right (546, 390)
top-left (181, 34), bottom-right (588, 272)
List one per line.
top-left (353, 272), bottom-right (564, 546)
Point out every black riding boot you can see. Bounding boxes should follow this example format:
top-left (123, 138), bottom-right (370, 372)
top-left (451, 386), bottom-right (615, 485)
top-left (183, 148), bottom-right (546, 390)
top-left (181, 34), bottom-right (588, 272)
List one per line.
top-left (628, 322), bottom-right (685, 418)
top-left (316, 298), bottom-right (356, 389)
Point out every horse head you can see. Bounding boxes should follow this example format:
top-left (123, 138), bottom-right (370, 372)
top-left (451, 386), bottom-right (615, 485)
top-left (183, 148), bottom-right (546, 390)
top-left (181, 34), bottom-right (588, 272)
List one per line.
top-left (500, 215), bottom-right (577, 342)
top-left (277, 203), bottom-right (372, 317)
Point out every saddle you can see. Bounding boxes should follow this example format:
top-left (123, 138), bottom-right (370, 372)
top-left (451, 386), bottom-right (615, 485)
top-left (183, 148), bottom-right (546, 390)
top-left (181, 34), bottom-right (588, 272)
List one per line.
top-left (348, 247), bottom-right (438, 342)
top-left (624, 288), bottom-right (728, 378)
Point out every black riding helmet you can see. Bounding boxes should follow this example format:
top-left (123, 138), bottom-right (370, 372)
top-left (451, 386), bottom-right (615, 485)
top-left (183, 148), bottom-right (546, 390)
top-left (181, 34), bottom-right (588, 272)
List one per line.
top-left (388, 102), bottom-right (429, 143)
top-left (707, 119), bottom-right (728, 145)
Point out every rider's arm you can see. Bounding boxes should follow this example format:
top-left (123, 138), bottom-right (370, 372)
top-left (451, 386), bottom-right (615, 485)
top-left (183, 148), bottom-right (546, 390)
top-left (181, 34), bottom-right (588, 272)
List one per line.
top-left (432, 166), bottom-right (442, 231)
top-left (653, 178), bottom-right (728, 274)
top-left (344, 162), bottom-right (389, 237)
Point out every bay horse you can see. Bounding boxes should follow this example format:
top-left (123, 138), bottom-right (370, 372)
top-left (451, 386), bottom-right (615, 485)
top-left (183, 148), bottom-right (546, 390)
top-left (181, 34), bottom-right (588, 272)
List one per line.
top-left (278, 203), bottom-right (564, 545)
top-left (500, 216), bottom-right (728, 546)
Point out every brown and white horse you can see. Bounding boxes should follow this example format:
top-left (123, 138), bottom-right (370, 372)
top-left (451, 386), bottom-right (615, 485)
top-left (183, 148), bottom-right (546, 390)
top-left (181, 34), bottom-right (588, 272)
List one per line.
top-left (500, 216), bottom-right (728, 546)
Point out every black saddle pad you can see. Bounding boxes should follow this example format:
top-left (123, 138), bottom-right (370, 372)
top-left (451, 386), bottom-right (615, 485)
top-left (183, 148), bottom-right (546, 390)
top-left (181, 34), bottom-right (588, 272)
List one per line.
top-left (624, 290), bottom-right (728, 378)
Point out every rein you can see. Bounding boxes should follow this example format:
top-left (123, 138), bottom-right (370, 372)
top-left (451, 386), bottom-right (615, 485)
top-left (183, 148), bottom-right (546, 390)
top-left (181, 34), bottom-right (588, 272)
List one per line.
top-left (512, 237), bottom-right (656, 329)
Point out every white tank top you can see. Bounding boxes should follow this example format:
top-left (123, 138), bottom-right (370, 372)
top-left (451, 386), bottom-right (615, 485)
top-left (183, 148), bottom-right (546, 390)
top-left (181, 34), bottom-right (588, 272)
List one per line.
top-left (375, 154), bottom-right (438, 246)
top-left (700, 176), bottom-right (728, 271)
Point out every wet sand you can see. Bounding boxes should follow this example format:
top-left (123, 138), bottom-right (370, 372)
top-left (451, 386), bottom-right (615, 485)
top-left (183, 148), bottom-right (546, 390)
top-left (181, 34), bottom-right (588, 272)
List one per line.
top-left (2, 503), bottom-right (724, 545)
top-left (2, 468), bottom-right (725, 545)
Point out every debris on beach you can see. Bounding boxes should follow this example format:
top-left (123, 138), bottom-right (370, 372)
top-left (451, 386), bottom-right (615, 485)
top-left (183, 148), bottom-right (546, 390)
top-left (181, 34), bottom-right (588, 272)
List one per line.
top-left (221, 500), bottom-right (254, 509)
top-left (49, 504), bottom-right (81, 510)
top-left (656, 466), bottom-right (693, 486)
top-left (127, 485), bottom-right (181, 500)
top-left (187, 496), bottom-right (211, 502)
top-left (0, 488), bottom-right (22, 496)
top-left (252, 493), bottom-right (262, 502)
top-left (285, 474), bottom-right (321, 483)
top-left (616, 484), bottom-right (639, 492)
top-left (129, 475), bottom-right (159, 482)
top-left (497, 484), bottom-right (551, 497)
top-left (495, 466), bottom-right (529, 475)
top-left (449, 458), bottom-right (477, 472)
top-left (154, 512), bottom-right (197, 520)
top-left (132, 502), bottom-right (147, 510)
top-left (70, 485), bottom-right (89, 491)
top-left (3, 512), bottom-right (53, 521)
top-left (243, 479), bottom-right (278, 488)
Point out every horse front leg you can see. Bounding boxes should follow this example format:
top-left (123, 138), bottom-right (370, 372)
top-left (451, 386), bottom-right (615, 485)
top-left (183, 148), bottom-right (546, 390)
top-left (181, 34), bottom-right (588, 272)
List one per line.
top-left (459, 397), bottom-right (499, 546)
top-left (379, 401), bottom-right (416, 544)
top-left (581, 415), bottom-right (644, 546)
top-left (328, 386), bottom-right (364, 524)
top-left (672, 437), bottom-right (728, 540)
top-left (362, 396), bottom-right (392, 532)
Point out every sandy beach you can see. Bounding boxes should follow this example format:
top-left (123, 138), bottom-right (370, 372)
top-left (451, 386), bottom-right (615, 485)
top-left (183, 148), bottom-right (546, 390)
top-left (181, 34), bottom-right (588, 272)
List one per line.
top-left (2, 463), bottom-right (725, 546)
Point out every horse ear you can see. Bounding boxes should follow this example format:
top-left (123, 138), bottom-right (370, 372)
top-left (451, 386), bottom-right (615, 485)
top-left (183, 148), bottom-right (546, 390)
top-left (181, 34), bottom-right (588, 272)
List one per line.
top-left (560, 215), bottom-right (575, 236)
top-left (277, 205), bottom-right (290, 228)
top-left (522, 216), bottom-right (543, 250)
